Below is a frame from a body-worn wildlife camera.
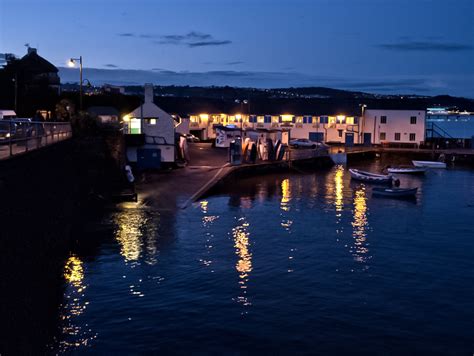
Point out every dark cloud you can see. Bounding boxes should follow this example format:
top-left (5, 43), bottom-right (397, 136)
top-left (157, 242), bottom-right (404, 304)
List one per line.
top-left (225, 61), bottom-right (244, 65)
top-left (118, 31), bottom-right (231, 48)
top-left (57, 67), bottom-right (474, 97)
top-left (376, 41), bottom-right (473, 52)
top-left (188, 40), bottom-right (232, 47)
top-left (104, 64), bottom-right (118, 68)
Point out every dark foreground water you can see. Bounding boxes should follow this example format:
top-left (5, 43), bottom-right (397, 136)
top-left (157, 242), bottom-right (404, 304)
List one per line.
top-left (52, 157), bottom-right (473, 354)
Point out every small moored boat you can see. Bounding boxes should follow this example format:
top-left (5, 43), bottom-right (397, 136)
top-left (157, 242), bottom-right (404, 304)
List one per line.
top-left (372, 187), bottom-right (418, 198)
top-left (349, 169), bottom-right (393, 183)
top-left (387, 166), bottom-right (426, 175)
top-left (412, 160), bottom-right (446, 169)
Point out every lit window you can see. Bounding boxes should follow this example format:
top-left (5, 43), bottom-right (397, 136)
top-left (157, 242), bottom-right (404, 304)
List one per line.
top-left (146, 118), bottom-right (156, 125)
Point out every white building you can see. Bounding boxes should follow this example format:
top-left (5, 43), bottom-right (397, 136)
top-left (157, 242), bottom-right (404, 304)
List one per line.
top-left (361, 109), bottom-right (425, 146)
top-left (123, 84), bottom-right (175, 163)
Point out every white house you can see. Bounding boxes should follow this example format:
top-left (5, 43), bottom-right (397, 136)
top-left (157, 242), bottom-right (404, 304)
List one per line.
top-left (361, 109), bottom-right (426, 146)
top-left (123, 84), bottom-right (175, 163)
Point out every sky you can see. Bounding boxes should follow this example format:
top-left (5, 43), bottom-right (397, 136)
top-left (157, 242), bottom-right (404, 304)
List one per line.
top-left (1, 0), bottom-right (473, 97)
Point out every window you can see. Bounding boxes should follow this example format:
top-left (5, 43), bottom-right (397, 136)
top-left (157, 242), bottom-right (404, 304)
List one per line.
top-left (380, 132), bottom-right (386, 140)
top-left (145, 118), bottom-right (156, 125)
top-left (410, 116), bottom-right (417, 124)
top-left (380, 116), bottom-right (387, 124)
top-left (249, 115), bottom-right (257, 123)
top-left (264, 115), bottom-right (271, 123)
top-left (394, 132), bottom-right (401, 141)
top-left (338, 130), bottom-right (343, 138)
top-left (409, 133), bottom-right (416, 141)
top-left (319, 116), bottom-right (329, 124)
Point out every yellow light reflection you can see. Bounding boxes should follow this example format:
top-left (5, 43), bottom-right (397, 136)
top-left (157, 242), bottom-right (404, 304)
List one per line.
top-left (334, 165), bottom-right (344, 214)
top-left (58, 255), bottom-right (97, 351)
top-left (280, 178), bottom-right (291, 211)
top-left (351, 185), bottom-right (369, 263)
top-left (64, 256), bottom-right (84, 289)
top-left (114, 209), bottom-right (158, 265)
top-left (233, 218), bottom-right (252, 307)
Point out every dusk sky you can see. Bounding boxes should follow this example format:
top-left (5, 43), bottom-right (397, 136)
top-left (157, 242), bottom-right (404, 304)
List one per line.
top-left (1, 0), bottom-right (473, 97)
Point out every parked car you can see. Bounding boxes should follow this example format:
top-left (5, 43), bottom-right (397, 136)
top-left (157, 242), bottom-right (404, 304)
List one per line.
top-left (289, 138), bottom-right (326, 149)
top-left (185, 133), bottom-right (200, 142)
top-left (0, 120), bottom-right (14, 142)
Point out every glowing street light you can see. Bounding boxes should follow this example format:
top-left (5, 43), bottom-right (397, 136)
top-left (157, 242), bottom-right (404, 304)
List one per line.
top-left (69, 56), bottom-right (83, 111)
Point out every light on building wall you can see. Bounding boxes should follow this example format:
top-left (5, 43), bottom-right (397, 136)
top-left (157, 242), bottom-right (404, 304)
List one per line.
top-left (337, 115), bottom-right (346, 123)
top-left (235, 114), bottom-right (242, 120)
top-left (199, 114), bottom-right (209, 120)
top-left (123, 115), bottom-right (130, 122)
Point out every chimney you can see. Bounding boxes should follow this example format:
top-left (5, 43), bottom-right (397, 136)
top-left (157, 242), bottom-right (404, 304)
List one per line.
top-left (27, 47), bottom-right (37, 55)
top-left (144, 83), bottom-right (154, 103)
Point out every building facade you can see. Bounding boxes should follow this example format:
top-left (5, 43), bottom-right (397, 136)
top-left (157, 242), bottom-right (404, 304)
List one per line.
top-left (123, 84), bottom-right (176, 163)
top-left (361, 109), bottom-right (426, 146)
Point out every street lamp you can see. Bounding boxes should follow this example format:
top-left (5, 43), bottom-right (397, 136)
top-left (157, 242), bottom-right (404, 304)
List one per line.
top-left (68, 56), bottom-right (83, 111)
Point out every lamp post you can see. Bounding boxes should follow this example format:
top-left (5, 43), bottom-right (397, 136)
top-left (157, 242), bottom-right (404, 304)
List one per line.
top-left (359, 104), bottom-right (367, 144)
top-left (68, 56), bottom-right (83, 111)
top-left (235, 99), bottom-right (249, 138)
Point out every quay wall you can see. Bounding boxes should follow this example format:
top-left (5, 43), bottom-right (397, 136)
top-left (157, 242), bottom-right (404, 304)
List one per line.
top-left (0, 132), bottom-right (125, 354)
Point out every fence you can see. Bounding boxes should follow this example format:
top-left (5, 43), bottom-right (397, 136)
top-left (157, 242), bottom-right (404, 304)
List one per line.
top-left (0, 120), bottom-right (72, 160)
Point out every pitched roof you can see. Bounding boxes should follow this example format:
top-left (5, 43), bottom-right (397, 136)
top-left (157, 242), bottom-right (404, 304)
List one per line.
top-left (19, 49), bottom-right (58, 73)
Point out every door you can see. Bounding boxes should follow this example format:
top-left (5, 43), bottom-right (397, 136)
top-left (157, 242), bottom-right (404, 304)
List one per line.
top-left (345, 132), bottom-right (354, 147)
top-left (309, 132), bottom-right (324, 142)
top-left (363, 133), bottom-right (372, 146)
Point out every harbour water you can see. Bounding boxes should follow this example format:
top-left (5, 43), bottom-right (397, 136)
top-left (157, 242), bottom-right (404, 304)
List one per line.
top-left (42, 157), bottom-right (474, 353)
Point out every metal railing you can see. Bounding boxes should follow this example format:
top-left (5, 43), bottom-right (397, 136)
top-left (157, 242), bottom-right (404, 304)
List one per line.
top-left (0, 120), bottom-right (72, 160)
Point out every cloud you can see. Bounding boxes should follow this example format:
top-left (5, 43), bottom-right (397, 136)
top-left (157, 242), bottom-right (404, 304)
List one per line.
top-left (104, 64), bottom-right (118, 68)
top-left (58, 67), bottom-right (474, 97)
top-left (376, 41), bottom-right (473, 52)
top-left (225, 61), bottom-right (244, 65)
top-left (187, 40), bottom-right (232, 47)
top-left (118, 31), bottom-right (231, 48)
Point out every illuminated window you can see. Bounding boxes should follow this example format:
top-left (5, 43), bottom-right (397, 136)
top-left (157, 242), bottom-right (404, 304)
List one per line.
top-left (346, 117), bottom-right (354, 124)
top-left (130, 118), bottom-right (141, 134)
top-left (145, 118), bottom-right (157, 125)
top-left (394, 132), bottom-right (401, 141)
top-left (295, 117), bottom-right (303, 124)
top-left (409, 133), bottom-right (416, 141)
top-left (380, 132), bottom-right (386, 140)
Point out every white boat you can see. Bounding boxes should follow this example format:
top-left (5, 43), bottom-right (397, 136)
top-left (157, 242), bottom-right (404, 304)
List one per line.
top-left (349, 169), bottom-right (393, 183)
top-left (387, 166), bottom-right (427, 175)
top-left (412, 160), bottom-right (446, 169)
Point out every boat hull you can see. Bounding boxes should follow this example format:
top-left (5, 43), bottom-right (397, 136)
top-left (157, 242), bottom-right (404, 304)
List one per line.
top-left (349, 169), bottom-right (392, 184)
top-left (412, 160), bottom-right (446, 169)
top-left (387, 167), bottom-right (426, 175)
top-left (372, 187), bottom-right (418, 198)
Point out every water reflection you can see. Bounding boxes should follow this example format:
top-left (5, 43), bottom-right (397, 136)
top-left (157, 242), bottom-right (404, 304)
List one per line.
top-left (334, 165), bottom-right (344, 215)
top-left (57, 255), bottom-right (96, 351)
top-left (280, 178), bottom-right (293, 231)
top-left (351, 185), bottom-right (370, 264)
top-left (113, 208), bottom-right (158, 265)
top-left (233, 217), bottom-right (252, 309)
top-left (200, 200), bottom-right (219, 268)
